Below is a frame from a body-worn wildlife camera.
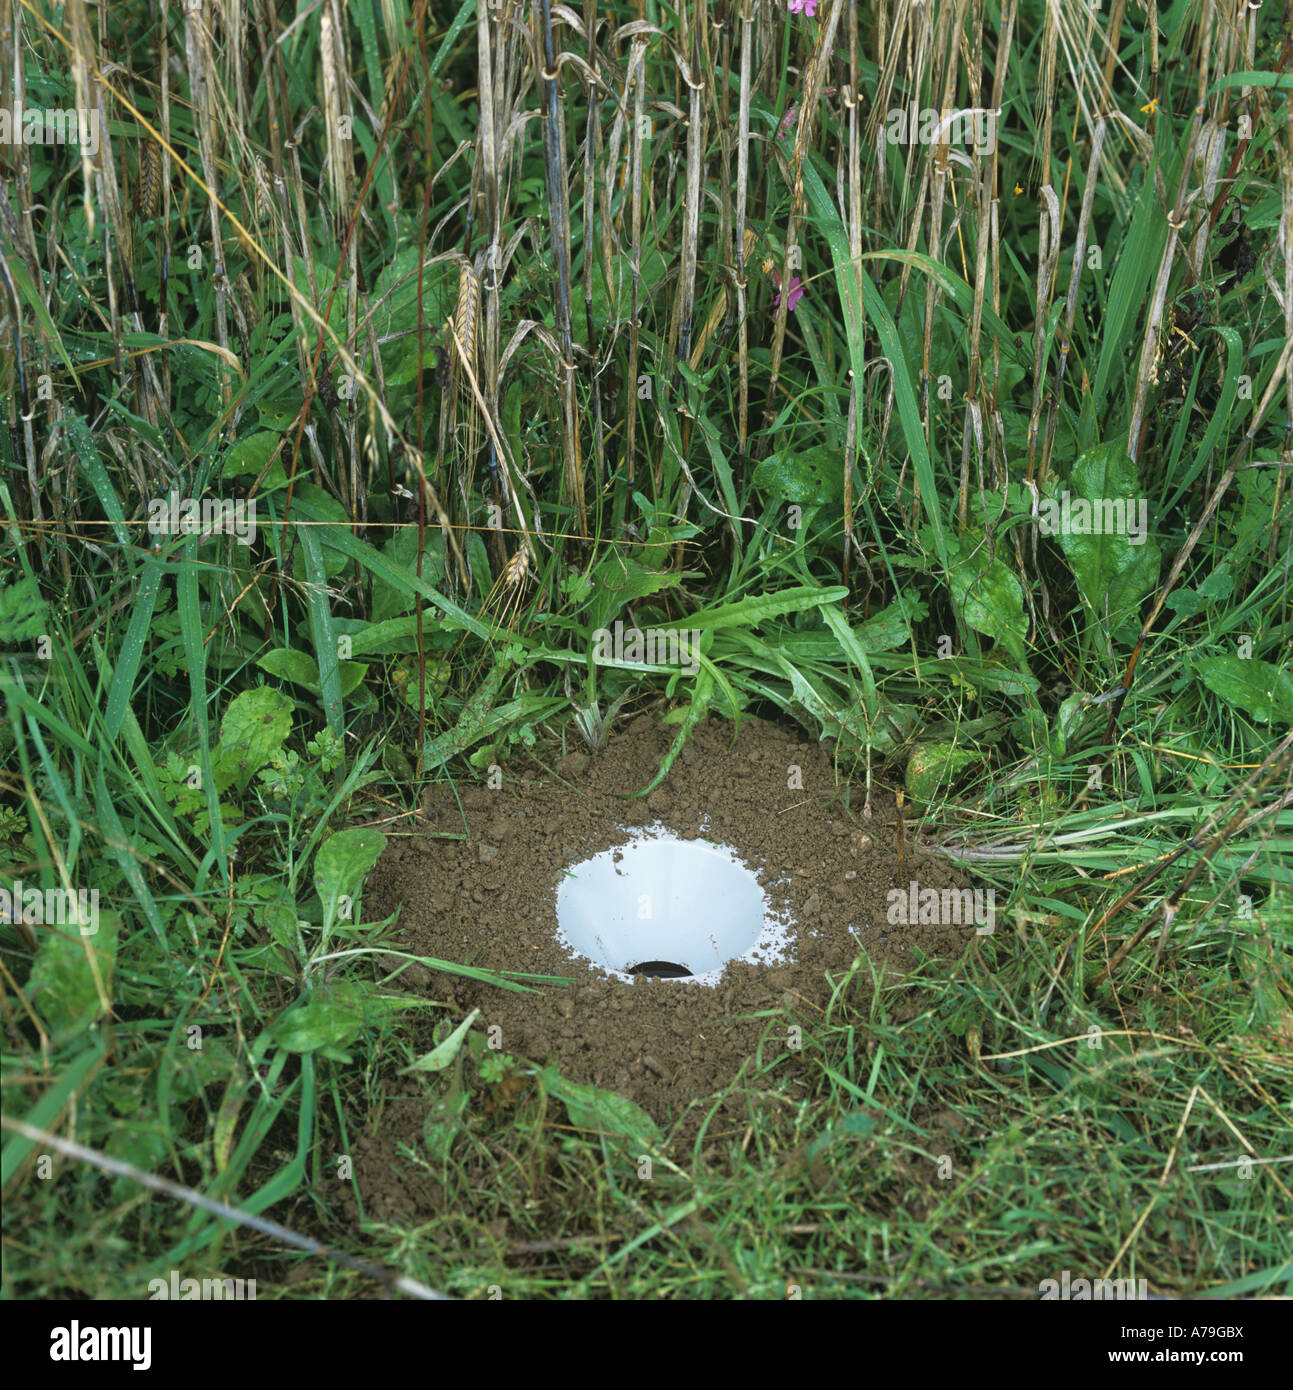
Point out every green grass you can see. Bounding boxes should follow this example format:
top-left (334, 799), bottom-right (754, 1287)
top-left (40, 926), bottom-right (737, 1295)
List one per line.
top-left (1, 0), bottom-right (1290, 1299)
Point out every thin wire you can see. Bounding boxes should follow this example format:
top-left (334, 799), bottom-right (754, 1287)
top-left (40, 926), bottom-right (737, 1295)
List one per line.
top-left (1, 1115), bottom-right (450, 1300)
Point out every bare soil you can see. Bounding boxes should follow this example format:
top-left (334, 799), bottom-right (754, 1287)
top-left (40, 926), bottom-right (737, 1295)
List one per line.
top-left (349, 714), bottom-right (979, 1224)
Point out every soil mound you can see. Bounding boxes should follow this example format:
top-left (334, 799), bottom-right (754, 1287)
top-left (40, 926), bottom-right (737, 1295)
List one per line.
top-left (367, 714), bottom-right (977, 1131)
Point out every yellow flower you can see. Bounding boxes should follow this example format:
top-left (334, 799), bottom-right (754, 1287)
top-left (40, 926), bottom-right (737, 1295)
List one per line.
top-left (1140, 98), bottom-right (1158, 115)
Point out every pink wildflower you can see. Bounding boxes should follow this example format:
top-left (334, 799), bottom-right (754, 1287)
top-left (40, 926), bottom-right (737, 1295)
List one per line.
top-left (778, 106), bottom-right (798, 140)
top-left (787, 0), bottom-right (818, 16)
top-left (774, 276), bottom-right (805, 313)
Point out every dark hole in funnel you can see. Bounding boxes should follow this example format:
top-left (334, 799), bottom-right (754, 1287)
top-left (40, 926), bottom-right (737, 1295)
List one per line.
top-left (628, 960), bottom-right (693, 979)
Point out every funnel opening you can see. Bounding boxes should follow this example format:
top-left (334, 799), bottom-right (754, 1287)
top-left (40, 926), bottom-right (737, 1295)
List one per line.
top-left (555, 829), bottom-right (791, 985)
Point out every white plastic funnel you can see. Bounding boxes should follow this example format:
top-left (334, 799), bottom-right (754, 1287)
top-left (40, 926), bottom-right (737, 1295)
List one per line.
top-left (555, 830), bottom-right (790, 985)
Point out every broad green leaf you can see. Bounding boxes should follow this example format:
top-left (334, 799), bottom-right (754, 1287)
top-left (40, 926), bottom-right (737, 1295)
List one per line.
top-left (434, 690), bottom-right (564, 748)
top-left (314, 826), bottom-right (387, 932)
top-left (853, 596), bottom-right (922, 653)
top-left (26, 907), bottom-right (119, 1042)
top-left (1199, 1264), bottom-right (1293, 1298)
top-left (371, 246), bottom-right (453, 331)
top-left (256, 647), bottom-right (329, 688)
top-left (1050, 445), bottom-right (1161, 641)
top-left (588, 557), bottom-right (685, 634)
top-left (539, 1066), bottom-right (660, 1147)
top-left (214, 686), bottom-right (293, 792)
top-left (383, 340), bottom-right (440, 388)
top-left (587, 245), bottom-right (668, 326)
top-left (946, 530), bottom-right (1028, 661)
top-left (1194, 657), bottom-right (1293, 725)
top-left (938, 654), bottom-right (1040, 699)
top-left (239, 875), bottom-right (298, 943)
top-left (222, 431), bottom-right (288, 490)
top-left (340, 611), bottom-right (451, 657)
top-left (422, 1085), bottom-right (470, 1162)
top-left (906, 742), bottom-right (981, 802)
top-left (268, 983), bottom-right (366, 1056)
top-left (752, 446), bottom-right (846, 505)
top-left (257, 647), bottom-right (368, 696)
